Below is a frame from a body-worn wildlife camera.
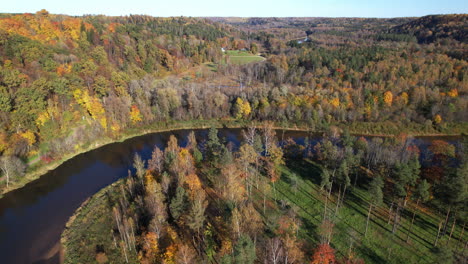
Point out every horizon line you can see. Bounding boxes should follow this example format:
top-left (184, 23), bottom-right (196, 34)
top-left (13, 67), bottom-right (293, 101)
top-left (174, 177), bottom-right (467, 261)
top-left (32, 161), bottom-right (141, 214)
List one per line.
top-left (1, 11), bottom-right (467, 19)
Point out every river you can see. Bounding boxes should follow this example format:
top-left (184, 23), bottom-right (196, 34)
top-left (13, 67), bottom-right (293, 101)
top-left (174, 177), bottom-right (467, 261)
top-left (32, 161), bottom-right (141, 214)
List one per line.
top-left (0, 128), bottom-right (461, 264)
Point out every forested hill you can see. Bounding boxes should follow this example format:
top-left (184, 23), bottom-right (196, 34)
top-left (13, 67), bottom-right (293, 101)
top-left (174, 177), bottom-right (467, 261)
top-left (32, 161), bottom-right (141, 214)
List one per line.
top-left (0, 10), bottom-right (467, 193)
top-left (0, 10), bottom-right (233, 156)
top-left (0, 10), bottom-right (230, 77)
top-left (389, 14), bottom-right (468, 43)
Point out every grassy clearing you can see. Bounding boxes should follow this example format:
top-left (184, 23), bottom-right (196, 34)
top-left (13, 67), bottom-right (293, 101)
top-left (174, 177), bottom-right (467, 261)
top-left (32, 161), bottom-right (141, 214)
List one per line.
top-left (223, 50), bottom-right (265, 65)
top-left (275, 159), bottom-right (467, 263)
top-left (225, 50), bottom-right (253, 56)
top-left (61, 181), bottom-right (134, 264)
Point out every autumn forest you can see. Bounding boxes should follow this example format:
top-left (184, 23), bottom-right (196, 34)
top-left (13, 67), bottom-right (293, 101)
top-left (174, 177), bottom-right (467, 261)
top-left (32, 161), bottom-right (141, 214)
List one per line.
top-left (0, 9), bottom-right (466, 264)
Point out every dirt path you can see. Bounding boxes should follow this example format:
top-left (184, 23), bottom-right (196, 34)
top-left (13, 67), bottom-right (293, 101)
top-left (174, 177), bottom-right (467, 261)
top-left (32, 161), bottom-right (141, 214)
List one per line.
top-left (27, 155), bottom-right (40, 166)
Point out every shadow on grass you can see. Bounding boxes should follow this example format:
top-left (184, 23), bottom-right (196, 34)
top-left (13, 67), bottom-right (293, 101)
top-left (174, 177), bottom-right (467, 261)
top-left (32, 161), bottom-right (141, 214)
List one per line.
top-left (285, 158), bottom-right (322, 185)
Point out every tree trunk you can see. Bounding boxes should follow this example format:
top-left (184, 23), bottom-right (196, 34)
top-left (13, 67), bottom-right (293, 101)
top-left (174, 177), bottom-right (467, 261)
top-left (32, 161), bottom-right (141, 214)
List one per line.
top-left (1, 166), bottom-right (9, 189)
top-left (434, 220), bottom-right (443, 246)
top-left (392, 202), bottom-right (401, 234)
top-left (388, 201), bottom-right (394, 225)
top-left (323, 192), bottom-right (328, 221)
top-left (341, 184), bottom-right (348, 207)
top-left (442, 205), bottom-right (452, 236)
top-left (458, 222), bottom-right (466, 251)
top-left (365, 203), bottom-right (372, 237)
top-left (335, 185), bottom-right (342, 215)
top-left (406, 199), bottom-right (419, 243)
top-left (447, 215), bottom-right (456, 245)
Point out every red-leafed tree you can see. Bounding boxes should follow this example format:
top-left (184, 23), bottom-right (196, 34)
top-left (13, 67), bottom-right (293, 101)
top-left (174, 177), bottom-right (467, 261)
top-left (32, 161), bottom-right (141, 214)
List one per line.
top-left (311, 243), bottom-right (336, 264)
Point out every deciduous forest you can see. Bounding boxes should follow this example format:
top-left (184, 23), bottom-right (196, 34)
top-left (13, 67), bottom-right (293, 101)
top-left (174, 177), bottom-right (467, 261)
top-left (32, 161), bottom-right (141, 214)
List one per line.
top-left (0, 9), bottom-right (466, 264)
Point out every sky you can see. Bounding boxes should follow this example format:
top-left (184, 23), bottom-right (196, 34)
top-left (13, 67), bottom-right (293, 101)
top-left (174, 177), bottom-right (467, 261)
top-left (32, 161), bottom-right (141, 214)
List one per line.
top-left (2, 0), bottom-right (467, 18)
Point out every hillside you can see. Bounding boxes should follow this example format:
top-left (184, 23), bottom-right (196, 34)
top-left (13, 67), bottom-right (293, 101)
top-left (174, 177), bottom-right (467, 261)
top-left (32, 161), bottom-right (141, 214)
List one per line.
top-left (0, 10), bottom-right (467, 198)
top-left (389, 14), bottom-right (468, 43)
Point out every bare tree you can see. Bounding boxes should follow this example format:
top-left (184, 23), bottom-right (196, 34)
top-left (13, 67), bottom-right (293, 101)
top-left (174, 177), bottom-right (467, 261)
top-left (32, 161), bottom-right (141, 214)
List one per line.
top-left (148, 146), bottom-right (164, 174)
top-left (262, 122), bottom-right (276, 156)
top-left (267, 237), bottom-right (284, 264)
top-left (242, 126), bottom-right (257, 146)
top-left (0, 155), bottom-right (26, 188)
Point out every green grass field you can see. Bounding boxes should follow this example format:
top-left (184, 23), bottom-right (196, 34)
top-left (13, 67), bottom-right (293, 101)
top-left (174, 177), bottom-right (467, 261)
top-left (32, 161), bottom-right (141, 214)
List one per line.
top-left (224, 50), bottom-right (265, 65)
top-left (273, 159), bottom-right (467, 263)
top-left (61, 181), bottom-right (138, 263)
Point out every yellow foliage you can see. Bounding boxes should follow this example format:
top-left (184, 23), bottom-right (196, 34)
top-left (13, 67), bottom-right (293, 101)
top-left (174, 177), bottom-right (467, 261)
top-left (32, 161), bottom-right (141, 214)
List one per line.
top-left (142, 232), bottom-right (159, 260)
top-left (57, 64), bottom-right (72, 76)
top-left (383, 91), bottom-right (393, 106)
top-left (20, 130), bottom-right (36, 146)
top-left (130, 105), bottom-right (143, 124)
top-left (185, 173), bottom-right (202, 198)
top-left (145, 173), bottom-right (156, 190)
top-left (163, 244), bottom-right (177, 264)
top-left (110, 122), bottom-right (121, 132)
top-left (400, 92), bottom-right (409, 105)
top-left (434, 114), bottom-right (442, 124)
top-left (235, 97), bottom-right (251, 119)
top-left (0, 132), bottom-right (7, 153)
top-left (185, 174), bottom-right (202, 192)
top-left (36, 111), bottom-right (50, 127)
top-left (330, 97), bottom-right (340, 108)
top-left (364, 104), bottom-right (372, 119)
top-left (219, 239), bottom-right (233, 256)
top-left (28, 149), bottom-right (38, 157)
top-left (73, 89), bottom-right (107, 130)
top-left (166, 226), bottom-right (178, 242)
top-left (447, 89), bottom-right (458, 97)
top-left (4, 60), bottom-right (13, 68)
top-left (62, 18), bottom-right (81, 40)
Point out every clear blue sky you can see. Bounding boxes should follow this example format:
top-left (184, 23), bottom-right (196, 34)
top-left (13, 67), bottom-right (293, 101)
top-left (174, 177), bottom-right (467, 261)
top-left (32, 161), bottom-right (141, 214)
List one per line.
top-left (3, 0), bottom-right (467, 18)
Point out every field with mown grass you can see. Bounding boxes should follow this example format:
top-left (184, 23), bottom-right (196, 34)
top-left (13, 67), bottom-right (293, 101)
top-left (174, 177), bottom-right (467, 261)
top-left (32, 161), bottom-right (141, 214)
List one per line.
top-left (273, 159), bottom-right (467, 264)
top-left (224, 50), bottom-right (265, 65)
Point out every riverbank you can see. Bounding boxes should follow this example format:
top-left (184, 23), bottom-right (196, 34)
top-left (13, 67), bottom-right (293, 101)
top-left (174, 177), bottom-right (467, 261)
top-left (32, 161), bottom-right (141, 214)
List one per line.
top-left (0, 119), bottom-right (221, 198)
top-left (1, 119), bottom-right (466, 198)
top-left (60, 180), bottom-right (124, 264)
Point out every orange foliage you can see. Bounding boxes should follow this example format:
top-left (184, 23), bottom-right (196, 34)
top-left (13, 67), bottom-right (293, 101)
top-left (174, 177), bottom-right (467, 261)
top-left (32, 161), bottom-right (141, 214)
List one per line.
top-left (311, 244), bottom-right (336, 264)
top-left (108, 23), bottom-right (120, 33)
top-left (184, 173), bottom-right (202, 199)
top-left (428, 140), bottom-right (455, 157)
top-left (163, 244), bottom-right (177, 264)
top-left (130, 105), bottom-right (143, 124)
top-left (447, 89), bottom-right (458, 97)
top-left (57, 64), bottom-right (72, 76)
top-left (383, 91), bottom-right (393, 106)
top-left (277, 215), bottom-right (299, 236)
top-left (141, 232), bottom-right (159, 260)
top-left (330, 97), bottom-right (340, 108)
top-left (62, 18), bottom-right (81, 40)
